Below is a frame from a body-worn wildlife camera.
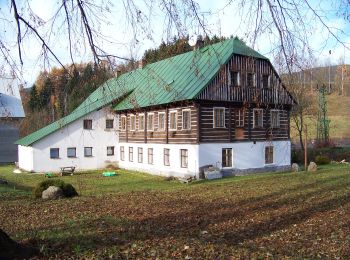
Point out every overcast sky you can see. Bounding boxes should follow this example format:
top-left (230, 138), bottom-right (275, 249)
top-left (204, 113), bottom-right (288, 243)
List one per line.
top-left (1, 0), bottom-right (349, 87)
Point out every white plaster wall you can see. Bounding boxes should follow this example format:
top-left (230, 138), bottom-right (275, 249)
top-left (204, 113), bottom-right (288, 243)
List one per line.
top-left (28, 107), bottom-right (119, 172)
top-left (117, 143), bottom-right (199, 177)
top-left (18, 145), bottom-right (34, 171)
top-left (199, 140), bottom-right (291, 169)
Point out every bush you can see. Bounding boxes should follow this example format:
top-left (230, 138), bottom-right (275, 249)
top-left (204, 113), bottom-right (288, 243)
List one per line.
top-left (315, 155), bottom-right (331, 165)
top-left (33, 179), bottom-right (78, 198)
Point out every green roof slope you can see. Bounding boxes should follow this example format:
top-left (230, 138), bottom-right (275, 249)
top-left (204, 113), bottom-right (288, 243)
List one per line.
top-left (16, 38), bottom-right (268, 146)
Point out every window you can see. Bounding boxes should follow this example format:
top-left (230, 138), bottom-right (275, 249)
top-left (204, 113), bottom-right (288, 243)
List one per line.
top-left (83, 119), bottom-right (92, 129)
top-left (262, 75), bottom-right (271, 88)
top-left (84, 147), bottom-right (93, 157)
top-left (130, 115), bottom-right (136, 131)
top-left (253, 109), bottom-right (263, 128)
top-left (270, 110), bottom-right (280, 128)
top-left (158, 112), bottom-right (165, 131)
top-left (121, 116), bottom-right (126, 131)
top-left (148, 148), bottom-right (154, 164)
top-left (213, 107), bottom-right (225, 128)
top-left (106, 119), bottom-right (114, 129)
top-left (129, 147), bottom-right (133, 162)
top-left (147, 113), bottom-right (154, 131)
top-left (67, 147), bottom-right (76, 158)
top-left (237, 109), bottom-right (244, 127)
top-left (169, 111), bottom-right (177, 130)
top-left (229, 71), bottom-right (240, 86)
top-left (107, 146), bottom-right (114, 156)
top-left (138, 114), bottom-right (145, 131)
top-left (247, 73), bottom-right (255, 87)
top-left (222, 148), bottom-right (232, 167)
top-left (120, 146), bottom-right (125, 161)
top-left (182, 110), bottom-right (191, 130)
top-left (164, 148), bottom-right (170, 166)
top-left (265, 146), bottom-right (274, 164)
top-left (50, 148), bottom-right (59, 159)
top-left (138, 147), bottom-right (143, 163)
top-left (180, 149), bottom-right (188, 168)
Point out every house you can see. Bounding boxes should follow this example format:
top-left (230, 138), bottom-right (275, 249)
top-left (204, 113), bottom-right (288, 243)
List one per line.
top-left (0, 77), bottom-right (25, 163)
top-left (16, 37), bottom-right (295, 177)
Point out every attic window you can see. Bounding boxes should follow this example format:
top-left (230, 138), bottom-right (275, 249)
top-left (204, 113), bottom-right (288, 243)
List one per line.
top-left (229, 71), bottom-right (240, 87)
top-left (262, 75), bottom-right (271, 88)
top-left (83, 119), bottom-right (92, 129)
top-left (247, 73), bottom-right (256, 87)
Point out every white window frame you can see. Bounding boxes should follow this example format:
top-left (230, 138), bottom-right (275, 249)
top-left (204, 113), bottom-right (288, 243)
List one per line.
top-left (182, 109), bottom-right (191, 130)
top-left (130, 114), bottom-right (136, 131)
top-left (169, 110), bottom-right (177, 131)
top-left (120, 116), bottom-right (126, 131)
top-left (148, 148), bottom-right (154, 164)
top-left (213, 107), bottom-right (225, 128)
top-left (105, 119), bottom-right (114, 129)
top-left (158, 112), bottom-right (165, 131)
top-left (107, 146), bottom-right (114, 156)
top-left (253, 109), bottom-right (264, 128)
top-left (180, 149), bottom-right (188, 168)
top-left (270, 109), bottom-right (280, 128)
top-left (164, 148), bottom-right (170, 166)
top-left (265, 146), bottom-right (274, 165)
top-left (138, 113), bottom-right (145, 131)
top-left (237, 109), bottom-right (244, 127)
top-left (129, 147), bottom-right (134, 162)
top-left (147, 113), bottom-right (154, 131)
top-left (138, 147), bottom-right (143, 163)
top-left (120, 146), bottom-right (125, 161)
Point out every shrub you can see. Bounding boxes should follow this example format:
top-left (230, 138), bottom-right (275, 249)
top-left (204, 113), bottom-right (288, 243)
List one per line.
top-left (33, 179), bottom-right (78, 198)
top-left (315, 155), bottom-right (331, 165)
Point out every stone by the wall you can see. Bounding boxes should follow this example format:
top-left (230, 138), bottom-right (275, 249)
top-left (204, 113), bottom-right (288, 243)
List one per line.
top-left (291, 163), bottom-right (299, 172)
top-left (308, 161), bottom-right (317, 172)
top-left (42, 186), bottom-right (63, 200)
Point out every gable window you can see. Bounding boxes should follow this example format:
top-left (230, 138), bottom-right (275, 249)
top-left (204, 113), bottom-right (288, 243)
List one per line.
top-left (222, 148), bottom-right (232, 167)
top-left (138, 147), bottom-right (143, 163)
top-left (138, 114), bottom-right (145, 131)
top-left (50, 148), bottom-right (59, 159)
top-left (164, 148), bottom-right (170, 166)
top-left (67, 147), bottom-right (76, 158)
top-left (130, 115), bottom-right (136, 131)
top-left (121, 116), bottom-right (126, 131)
top-left (147, 113), bottom-right (154, 131)
top-left (262, 75), bottom-right (271, 88)
top-left (120, 146), bottom-right (125, 161)
top-left (265, 146), bottom-right (274, 164)
top-left (213, 107), bottom-right (225, 128)
top-left (182, 109), bottom-right (191, 130)
top-left (253, 109), bottom-right (263, 128)
top-left (129, 147), bottom-right (133, 162)
top-left (180, 149), bottom-right (188, 168)
top-left (106, 119), bottom-right (114, 129)
top-left (247, 73), bottom-right (256, 87)
top-left (169, 111), bottom-right (177, 130)
top-left (84, 147), bottom-right (93, 157)
top-left (148, 148), bottom-right (153, 164)
top-left (83, 119), bottom-right (92, 129)
top-left (107, 146), bottom-right (114, 156)
top-left (229, 71), bottom-right (240, 87)
top-left (270, 110), bottom-right (280, 128)
top-left (237, 109), bottom-right (245, 127)
top-left (158, 112), bottom-right (165, 131)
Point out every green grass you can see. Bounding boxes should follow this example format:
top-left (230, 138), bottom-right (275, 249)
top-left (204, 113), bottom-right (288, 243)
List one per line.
top-left (1, 164), bottom-right (350, 258)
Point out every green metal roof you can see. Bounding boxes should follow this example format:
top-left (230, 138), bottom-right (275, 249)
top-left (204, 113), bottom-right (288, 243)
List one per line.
top-left (16, 38), bottom-right (268, 146)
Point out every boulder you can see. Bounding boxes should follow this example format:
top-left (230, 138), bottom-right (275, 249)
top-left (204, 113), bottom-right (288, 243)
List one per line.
top-left (42, 186), bottom-right (63, 200)
top-left (291, 163), bottom-right (299, 172)
top-left (308, 161), bottom-right (317, 172)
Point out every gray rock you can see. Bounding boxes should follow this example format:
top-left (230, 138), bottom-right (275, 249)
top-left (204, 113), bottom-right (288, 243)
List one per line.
top-left (308, 161), bottom-right (317, 172)
top-left (291, 163), bottom-right (299, 172)
top-left (42, 186), bottom-right (63, 200)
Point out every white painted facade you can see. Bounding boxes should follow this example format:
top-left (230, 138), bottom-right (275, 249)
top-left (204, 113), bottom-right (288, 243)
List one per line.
top-left (18, 108), bottom-right (118, 172)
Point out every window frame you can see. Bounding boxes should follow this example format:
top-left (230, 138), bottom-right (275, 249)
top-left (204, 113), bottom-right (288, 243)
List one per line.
top-left (120, 146), bottom-right (125, 161)
top-left (247, 72), bottom-right (256, 87)
top-left (84, 147), bottom-right (93, 157)
top-left (120, 116), bottom-right (126, 131)
top-left (147, 113), bottom-right (154, 131)
top-left (107, 146), bottom-right (115, 156)
top-left (229, 70), bottom-right (240, 87)
top-left (270, 109), bottom-right (280, 128)
top-left (67, 147), bottom-right (76, 158)
top-left (182, 109), bottom-right (191, 130)
top-left (164, 148), bottom-right (170, 166)
top-left (180, 149), bottom-right (188, 168)
top-left (129, 147), bottom-right (134, 162)
top-left (158, 112), bottom-right (165, 131)
top-left (138, 147), bottom-right (143, 163)
top-left (222, 148), bottom-right (233, 168)
top-left (262, 74), bottom-right (271, 89)
top-left (169, 110), bottom-right (177, 131)
top-left (213, 107), bottom-right (225, 128)
top-left (265, 146), bottom-right (274, 165)
top-left (105, 119), bottom-right (114, 129)
top-left (130, 114), bottom-right (136, 131)
top-left (83, 119), bottom-right (92, 130)
top-left (253, 109), bottom-right (264, 128)
top-left (237, 109), bottom-right (245, 127)
top-left (138, 114), bottom-right (145, 131)
top-left (148, 148), bottom-right (154, 164)
top-left (50, 148), bottom-right (60, 159)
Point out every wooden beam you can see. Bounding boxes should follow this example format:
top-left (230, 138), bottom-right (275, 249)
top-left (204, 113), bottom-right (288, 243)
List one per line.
top-left (228, 106), bottom-right (232, 142)
top-left (126, 112), bottom-right (128, 143)
top-left (248, 107), bottom-right (252, 140)
top-left (165, 107), bottom-right (169, 144)
top-left (144, 111), bottom-right (147, 143)
top-left (196, 103), bottom-right (201, 143)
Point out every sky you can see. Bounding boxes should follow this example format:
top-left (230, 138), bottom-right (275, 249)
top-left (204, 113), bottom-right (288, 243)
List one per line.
top-left (1, 0), bottom-right (350, 87)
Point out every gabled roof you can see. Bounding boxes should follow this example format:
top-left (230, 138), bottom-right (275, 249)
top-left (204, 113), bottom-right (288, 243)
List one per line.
top-left (0, 78), bottom-right (25, 118)
top-left (16, 38), bottom-right (268, 146)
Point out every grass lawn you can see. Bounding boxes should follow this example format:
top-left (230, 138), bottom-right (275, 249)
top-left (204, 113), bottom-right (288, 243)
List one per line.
top-left (0, 164), bottom-right (350, 258)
